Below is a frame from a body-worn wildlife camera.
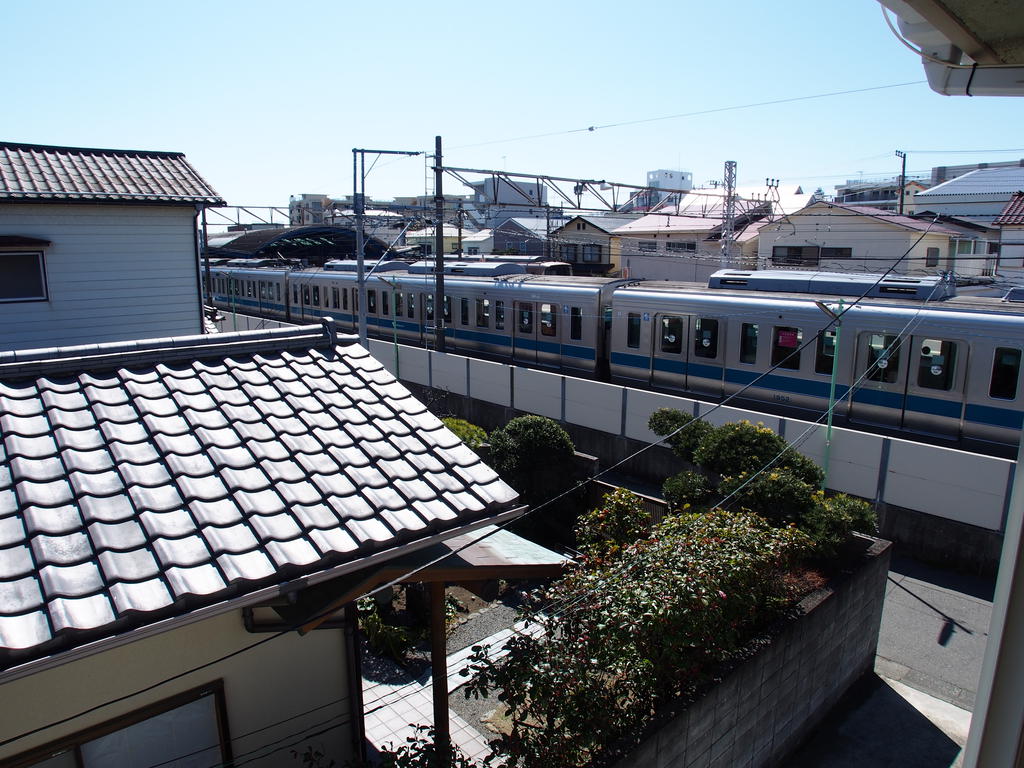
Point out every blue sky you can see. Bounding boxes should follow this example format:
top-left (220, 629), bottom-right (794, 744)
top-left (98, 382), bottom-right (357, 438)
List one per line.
top-left (5, 1), bottom-right (1022, 208)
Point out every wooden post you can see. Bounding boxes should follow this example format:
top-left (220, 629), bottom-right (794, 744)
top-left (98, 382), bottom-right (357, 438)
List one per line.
top-left (430, 581), bottom-right (450, 765)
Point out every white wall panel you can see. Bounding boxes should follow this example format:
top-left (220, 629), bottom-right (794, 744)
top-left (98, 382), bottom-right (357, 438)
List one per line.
top-left (430, 352), bottom-right (468, 395)
top-left (513, 367), bottom-right (561, 420)
top-left (468, 358), bottom-right (511, 407)
top-left (565, 378), bottom-right (622, 434)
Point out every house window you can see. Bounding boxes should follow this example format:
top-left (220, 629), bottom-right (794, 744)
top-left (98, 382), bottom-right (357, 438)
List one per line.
top-left (560, 244), bottom-right (579, 262)
top-left (820, 247), bottom-right (852, 259)
top-left (11, 683), bottom-right (229, 768)
top-left (926, 247), bottom-right (940, 267)
top-left (467, 247), bottom-right (479, 256)
top-left (772, 246), bottom-right (819, 267)
top-left (582, 244), bottom-right (601, 262)
top-left (666, 242), bottom-right (696, 253)
top-left (638, 241), bottom-right (658, 253)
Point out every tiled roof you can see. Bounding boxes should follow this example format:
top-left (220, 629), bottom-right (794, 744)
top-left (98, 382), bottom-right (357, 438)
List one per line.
top-left (915, 166), bottom-right (1024, 197)
top-left (800, 203), bottom-right (962, 236)
top-left (995, 192), bottom-right (1024, 225)
top-left (0, 141), bottom-right (224, 205)
top-left (0, 322), bottom-right (518, 670)
top-left (612, 214), bottom-right (722, 234)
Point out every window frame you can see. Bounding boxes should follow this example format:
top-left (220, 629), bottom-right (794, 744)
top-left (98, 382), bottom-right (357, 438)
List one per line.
top-left (990, 347), bottom-right (1022, 400)
top-left (5, 682), bottom-right (232, 768)
top-left (1, 250), bottom-right (49, 303)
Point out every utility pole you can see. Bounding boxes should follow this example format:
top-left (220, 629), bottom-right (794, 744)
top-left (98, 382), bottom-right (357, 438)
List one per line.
top-left (721, 160), bottom-right (737, 267)
top-left (353, 149), bottom-right (367, 347)
top-left (433, 136), bottom-right (446, 352)
top-left (352, 147), bottom-right (423, 348)
top-left (895, 150), bottom-right (907, 215)
top-left (456, 201), bottom-right (464, 257)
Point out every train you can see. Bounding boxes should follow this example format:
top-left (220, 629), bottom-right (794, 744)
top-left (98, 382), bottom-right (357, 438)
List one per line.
top-left (208, 261), bottom-right (1024, 455)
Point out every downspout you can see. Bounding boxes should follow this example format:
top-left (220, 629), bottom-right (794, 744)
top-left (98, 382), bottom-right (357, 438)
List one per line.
top-left (192, 204), bottom-right (206, 333)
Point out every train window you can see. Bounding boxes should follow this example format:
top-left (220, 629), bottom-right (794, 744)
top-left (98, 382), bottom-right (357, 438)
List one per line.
top-left (276, 283), bottom-right (281, 302)
top-left (660, 316), bottom-right (683, 354)
top-left (259, 281), bottom-right (266, 300)
top-left (293, 285), bottom-right (299, 303)
top-left (382, 291), bottom-right (390, 316)
top-left (495, 300), bottom-right (505, 330)
top-left (312, 286), bottom-right (320, 306)
top-left (865, 334), bottom-right (900, 383)
top-left (248, 281), bottom-right (255, 298)
top-left (407, 293), bottom-right (415, 319)
top-left (740, 323), bottom-right (758, 364)
top-left (476, 298), bottom-right (490, 328)
top-left (332, 287), bottom-right (340, 309)
top-left (990, 348), bottom-right (1022, 400)
top-left (570, 307), bottom-right (583, 340)
top-left (303, 286), bottom-right (310, 305)
top-left (627, 313), bottom-right (641, 349)
top-left (540, 304), bottom-right (556, 337)
top-left (693, 318), bottom-right (718, 359)
top-left (461, 298), bottom-right (469, 326)
top-left (395, 291), bottom-right (403, 317)
top-left (443, 296), bottom-right (452, 324)
top-left (352, 289), bottom-right (358, 312)
top-left (518, 303), bottom-right (533, 335)
top-left (917, 339), bottom-right (957, 391)
top-left (426, 295), bottom-right (434, 322)
top-left (815, 330), bottom-right (837, 375)
top-left (771, 326), bottom-right (802, 369)
top-left (342, 289), bottom-right (349, 311)
top-left (367, 290), bottom-right (376, 314)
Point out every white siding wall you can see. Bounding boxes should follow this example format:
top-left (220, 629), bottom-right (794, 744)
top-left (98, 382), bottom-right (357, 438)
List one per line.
top-left (756, 210), bottom-right (966, 275)
top-left (0, 611), bottom-right (351, 766)
top-left (0, 203), bottom-right (202, 352)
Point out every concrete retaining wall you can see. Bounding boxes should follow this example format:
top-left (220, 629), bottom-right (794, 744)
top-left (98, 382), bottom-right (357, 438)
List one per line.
top-left (610, 536), bottom-right (892, 768)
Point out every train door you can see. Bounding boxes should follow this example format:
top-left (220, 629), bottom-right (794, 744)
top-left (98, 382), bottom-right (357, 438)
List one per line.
top-left (849, 332), bottom-right (907, 428)
top-left (902, 335), bottom-right (966, 439)
top-left (512, 301), bottom-right (537, 365)
top-left (651, 313), bottom-right (689, 391)
top-left (687, 315), bottom-right (726, 398)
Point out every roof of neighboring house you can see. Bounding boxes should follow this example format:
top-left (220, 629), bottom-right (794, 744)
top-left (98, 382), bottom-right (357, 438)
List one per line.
top-left (612, 214), bottom-right (723, 235)
top-left (915, 166), bottom-right (1024, 198)
top-left (552, 215), bottom-right (640, 234)
top-left (0, 323), bottom-right (518, 671)
top-left (461, 229), bottom-right (493, 243)
top-left (780, 202), bottom-right (962, 236)
top-left (0, 142), bottom-right (224, 205)
top-left (405, 225), bottom-right (462, 240)
top-left (495, 218), bottom-right (565, 238)
top-left (995, 193), bottom-right (1024, 225)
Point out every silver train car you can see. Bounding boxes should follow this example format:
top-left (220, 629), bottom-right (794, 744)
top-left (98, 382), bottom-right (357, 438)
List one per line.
top-left (209, 263), bottom-right (1024, 454)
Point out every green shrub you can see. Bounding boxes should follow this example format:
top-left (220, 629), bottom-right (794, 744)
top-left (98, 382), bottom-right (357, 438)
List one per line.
top-left (662, 470), bottom-right (713, 512)
top-left (800, 493), bottom-right (878, 558)
top-left (357, 597), bottom-right (419, 663)
top-left (441, 417), bottom-right (487, 450)
top-left (575, 488), bottom-right (649, 560)
top-left (464, 509), bottom-right (811, 767)
top-left (648, 408), bottom-right (713, 463)
top-left (718, 470), bottom-right (818, 524)
top-left (693, 420), bottom-right (823, 487)
top-left (488, 415), bottom-right (574, 478)
top-left (378, 726), bottom-right (483, 768)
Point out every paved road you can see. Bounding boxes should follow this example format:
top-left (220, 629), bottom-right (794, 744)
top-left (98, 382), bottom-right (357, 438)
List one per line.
top-left (788, 554), bottom-right (994, 767)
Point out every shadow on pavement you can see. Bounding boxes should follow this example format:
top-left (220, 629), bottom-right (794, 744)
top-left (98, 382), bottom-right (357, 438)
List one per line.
top-left (889, 553), bottom-right (995, 602)
top-left (787, 674), bottom-right (962, 768)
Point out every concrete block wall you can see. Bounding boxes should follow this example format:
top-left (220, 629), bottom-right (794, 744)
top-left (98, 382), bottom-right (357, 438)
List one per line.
top-left (610, 537), bottom-right (892, 768)
top-left (375, 342), bottom-right (1009, 573)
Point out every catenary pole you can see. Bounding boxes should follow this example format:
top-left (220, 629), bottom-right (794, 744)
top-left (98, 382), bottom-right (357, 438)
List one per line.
top-left (434, 136), bottom-right (446, 352)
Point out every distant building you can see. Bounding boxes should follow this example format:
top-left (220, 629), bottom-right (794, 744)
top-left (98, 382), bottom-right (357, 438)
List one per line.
top-left (289, 193), bottom-right (331, 225)
top-left (548, 215), bottom-right (639, 275)
top-left (833, 177), bottom-right (930, 213)
top-left (994, 193), bottom-right (1024, 269)
top-left (0, 141), bottom-right (223, 352)
top-left (492, 217), bottom-right (565, 256)
top-left (632, 169), bottom-right (693, 211)
top-left (463, 179), bottom-right (548, 228)
top-left (913, 165), bottom-right (1024, 224)
top-left (461, 228), bottom-right (493, 256)
top-left (404, 224), bottom-right (462, 256)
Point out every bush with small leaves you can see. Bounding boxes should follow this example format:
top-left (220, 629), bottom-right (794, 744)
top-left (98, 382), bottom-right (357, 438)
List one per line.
top-left (442, 417), bottom-right (487, 450)
top-left (718, 470), bottom-right (818, 525)
top-left (488, 415), bottom-right (575, 503)
top-left (647, 408), bottom-right (713, 463)
top-left (693, 420), bottom-right (823, 487)
top-left (800, 493), bottom-right (879, 558)
top-left (378, 726), bottom-right (487, 768)
top-left (662, 470), bottom-right (713, 513)
top-left (574, 488), bottom-right (649, 560)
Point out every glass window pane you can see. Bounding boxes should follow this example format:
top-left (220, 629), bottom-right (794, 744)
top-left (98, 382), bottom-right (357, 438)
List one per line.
top-left (660, 316), bottom-right (682, 354)
top-left (395, 292), bottom-right (403, 316)
top-left (312, 286), bottom-right (320, 306)
top-left (771, 326), bottom-right (802, 369)
top-left (917, 339), bottom-right (957, 390)
top-left (367, 290), bottom-right (376, 314)
top-left (815, 330), bottom-right (837, 375)
top-left (740, 323), bottom-right (758, 364)
top-left (2, 252), bottom-right (48, 301)
top-left (991, 348), bottom-right (1021, 400)
top-left (382, 291), bottom-right (390, 316)
top-left (461, 298), bottom-right (469, 325)
top-left (495, 300), bottom-right (505, 330)
top-left (540, 304), bottom-right (556, 336)
top-left (866, 334), bottom-right (900, 383)
top-left (407, 293), bottom-right (415, 318)
top-left (443, 295), bottom-right (452, 323)
top-left (476, 298), bottom-right (490, 328)
top-left (693, 318), bottom-right (718, 359)
top-left (627, 313), bottom-right (641, 349)
top-left (518, 303), bottom-right (533, 334)
top-left (570, 307), bottom-right (582, 340)
top-left (81, 694), bottom-right (221, 768)
top-left (426, 295), bottom-right (434, 321)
